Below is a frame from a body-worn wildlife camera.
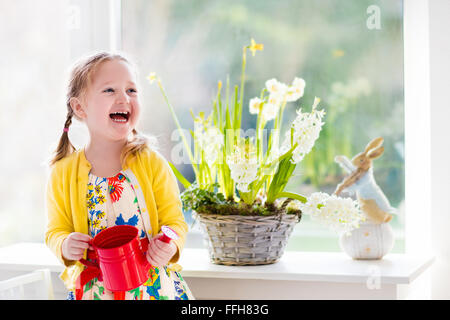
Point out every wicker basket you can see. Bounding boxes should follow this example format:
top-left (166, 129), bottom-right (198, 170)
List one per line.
top-left (194, 212), bottom-right (300, 266)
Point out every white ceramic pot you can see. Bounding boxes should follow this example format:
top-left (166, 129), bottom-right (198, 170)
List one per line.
top-left (339, 222), bottom-right (395, 260)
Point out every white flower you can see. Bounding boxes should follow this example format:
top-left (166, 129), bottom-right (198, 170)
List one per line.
top-left (194, 115), bottom-right (223, 166)
top-left (226, 144), bottom-right (258, 193)
top-left (286, 199), bottom-right (302, 211)
top-left (280, 97), bottom-right (325, 163)
top-left (265, 78), bottom-right (287, 96)
top-left (285, 77), bottom-right (306, 102)
top-left (299, 192), bottom-right (329, 216)
top-left (299, 192), bottom-right (364, 234)
top-left (249, 94), bottom-right (280, 121)
top-left (262, 94), bottom-right (281, 121)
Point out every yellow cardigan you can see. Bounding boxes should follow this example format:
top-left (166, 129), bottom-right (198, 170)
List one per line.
top-left (45, 147), bottom-right (188, 290)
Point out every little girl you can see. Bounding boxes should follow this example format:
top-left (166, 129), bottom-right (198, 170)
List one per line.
top-left (45, 51), bottom-right (194, 300)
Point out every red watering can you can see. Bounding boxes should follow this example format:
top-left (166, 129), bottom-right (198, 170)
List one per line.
top-left (76, 225), bottom-right (179, 300)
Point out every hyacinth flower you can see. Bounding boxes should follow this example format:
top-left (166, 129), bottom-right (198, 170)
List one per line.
top-left (295, 192), bottom-right (365, 235)
top-left (226, 138), bottom-right (258, 194)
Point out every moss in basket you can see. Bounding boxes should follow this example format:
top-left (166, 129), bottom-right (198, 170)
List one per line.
top-left (181, 182), bottom-right (302, 218)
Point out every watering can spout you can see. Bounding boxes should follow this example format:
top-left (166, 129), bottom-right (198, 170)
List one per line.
top-left (159, 225), bottom-right (180, 243)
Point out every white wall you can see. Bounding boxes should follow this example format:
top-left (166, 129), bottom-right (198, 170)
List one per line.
top-left (429, 0), bottom-right (450, 299)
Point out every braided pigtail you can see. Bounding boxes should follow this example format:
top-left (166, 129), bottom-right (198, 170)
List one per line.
top-left (50, 104), bottom-right (76, 165)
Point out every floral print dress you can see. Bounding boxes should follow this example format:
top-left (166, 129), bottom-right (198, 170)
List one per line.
top-left (68, 171), bottom-right (193, 300)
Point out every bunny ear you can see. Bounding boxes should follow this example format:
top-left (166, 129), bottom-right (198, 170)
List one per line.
top-left (335, 155), bottom-right (356, 173)
top-left (367, 146), bottom-right (384, 159)
top-left (364, 137), bottom-right (384, 154)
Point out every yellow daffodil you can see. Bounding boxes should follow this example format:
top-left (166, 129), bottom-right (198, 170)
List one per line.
top-left (147, 72), bottom-right (157, 84)
top-left (332, 49), bottom-right (345, 58)
top-left (248, 38), bottom-right (263, 56)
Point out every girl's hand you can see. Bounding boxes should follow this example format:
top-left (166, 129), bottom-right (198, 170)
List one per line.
top-left (62, 232), bottom-right (93, 261)
top-left (146, 233), bottom-right (177, 268)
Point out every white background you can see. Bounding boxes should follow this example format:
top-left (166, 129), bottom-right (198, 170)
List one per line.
top-left (428, 0), bottom-right (450, 300)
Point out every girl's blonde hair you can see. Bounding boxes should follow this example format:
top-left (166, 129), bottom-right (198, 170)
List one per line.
top-left (50, 51), bottom-right (156, 167)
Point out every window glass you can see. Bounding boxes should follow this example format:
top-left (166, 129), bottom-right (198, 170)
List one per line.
top-left (0, 0), bottom-right (74, 246)
top-left (0, 0), bottom-right (109, 246)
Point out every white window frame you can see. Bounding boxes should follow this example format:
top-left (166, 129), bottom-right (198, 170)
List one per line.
top-left (403, 0), bottom-right (432, 255)
top-left (109, 0), bottom-right (122, 52)
top-left (67, 0), bottom-right (122, 58)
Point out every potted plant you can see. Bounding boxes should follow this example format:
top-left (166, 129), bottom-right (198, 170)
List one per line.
top-left (148, 39), bottom-right (364, 265)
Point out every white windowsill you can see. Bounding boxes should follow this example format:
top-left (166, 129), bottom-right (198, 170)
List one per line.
top-left (178, 248), bottom-right (433, 285)
top-left (0, 242), bottom-right (435, 299)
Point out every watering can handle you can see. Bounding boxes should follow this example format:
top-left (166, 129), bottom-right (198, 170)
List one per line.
top-left (76, 240), bottom-right (102, 300)
top-left (79, 258), bottom-right (97, 268)
top-left (79, 239), bottom-right (95, 266)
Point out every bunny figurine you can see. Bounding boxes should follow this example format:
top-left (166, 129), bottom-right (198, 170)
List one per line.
top-left (334, 137), bottom-right (395, 260)
top-left (334, 137), bottom-right (395, 224)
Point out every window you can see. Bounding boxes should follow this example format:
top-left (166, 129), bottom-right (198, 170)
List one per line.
top-left (122, 0), bottom-right (405, 252)
top-left (0, 0), bottom-right (405, 253)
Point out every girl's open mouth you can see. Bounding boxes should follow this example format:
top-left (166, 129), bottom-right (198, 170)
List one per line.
top-left (109, 111), bottom-right (130, 123)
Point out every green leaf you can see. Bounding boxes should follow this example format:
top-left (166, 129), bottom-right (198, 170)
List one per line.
top-left (238, 47), bottom-right (247, 130)
top-left (266, 157), bottom-right (297, 204)
top-left (180, 182), bottom-right (227, 212)
top-left (212, 100), bottom-right (218, 127)
top-left (233, 85), bottom-right (240, 131)
top-left (274, 191), bottom-right (307, 203)
top-left (157, 80), bottom-right (199, 178)
top-left (189, 109), bottom-right (196, 121)
top-left (168, 162), bottom-right (191, 189)
top-left (225, 98), bottom-right (232, 131)
top-left (218, 95), bottom-right (223, 132)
